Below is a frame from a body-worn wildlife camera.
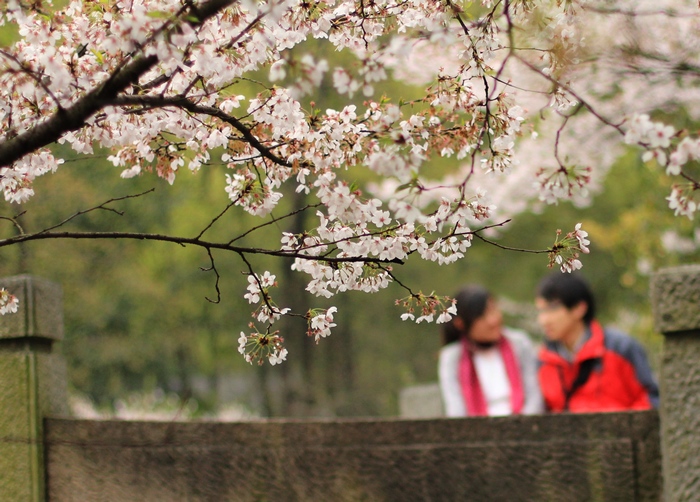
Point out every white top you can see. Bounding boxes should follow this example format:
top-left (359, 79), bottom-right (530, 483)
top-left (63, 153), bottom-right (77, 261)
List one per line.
top-left (438, 327), bottom-right (544, 417)
top-left (473, 346), bottom-right (512, 416)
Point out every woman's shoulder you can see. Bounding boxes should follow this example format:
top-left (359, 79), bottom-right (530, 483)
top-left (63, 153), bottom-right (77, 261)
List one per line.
top-left (439, 341), bottom-right (462, 360)
top-left (503, 326), bottom-right (529, 340)
top-left (502, 327), bottom-right (536, 347)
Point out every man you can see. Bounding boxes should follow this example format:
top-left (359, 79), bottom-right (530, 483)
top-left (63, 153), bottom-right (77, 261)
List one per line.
top-left (535, 273), bottom-right (659, 413)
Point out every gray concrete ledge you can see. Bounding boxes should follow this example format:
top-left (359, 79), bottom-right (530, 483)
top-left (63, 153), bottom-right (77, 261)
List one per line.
top-left (45, 412), bottom-right (661, 501)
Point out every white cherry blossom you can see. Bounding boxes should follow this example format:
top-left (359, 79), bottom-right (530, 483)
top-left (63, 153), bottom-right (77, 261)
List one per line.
top-left (0, 289), bottom-right (19, 315)
top-left (2, 0), bottom-right (699, 367)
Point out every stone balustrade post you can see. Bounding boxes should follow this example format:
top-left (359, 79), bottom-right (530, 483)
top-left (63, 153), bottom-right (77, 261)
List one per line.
top-left (651, 264), bottom-right (700, 502)
top-left (0, 275), bottom-right (68, 501)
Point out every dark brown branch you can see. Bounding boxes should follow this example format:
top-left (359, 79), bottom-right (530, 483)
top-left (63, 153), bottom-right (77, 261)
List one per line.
top-left (195, 200), bottom-right (238, 240)
top-left (200, 248), bottom-right (222, 303)
top-left (227, 203), bottom-right (321, 245)
top-left (0, 230), bottom-right (405, 264)
top-left (0, 211), bottom-right (26, 234)
top-left (34, 189), bottom-right (156, 235)
top-left (471, 230), bottom-right (548, 254)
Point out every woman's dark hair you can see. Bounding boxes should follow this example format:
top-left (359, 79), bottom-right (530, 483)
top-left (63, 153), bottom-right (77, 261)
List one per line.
top-left (441, 284), bottom-right (492, 345)
top-left (536, 272), bottom-right (596, 323)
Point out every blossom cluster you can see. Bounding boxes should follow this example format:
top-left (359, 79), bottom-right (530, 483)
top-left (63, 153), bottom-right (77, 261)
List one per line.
top-left (240, 271), bottom-right (342, 362)
top-left (239, 272), bottom-right (292, 364)
top-left (306, 307), bottom-right (337, 343)
top-left (396, 293), bottom-right (458, 324)
top-left (534, 165), bottom-right (592, 206)
top-left (244, 272), bottom-right (290, 321)
top-left (238, 330), bottom-right (288, 366)
top-left (0, 288), bottom-right (19, 315)
top-left (547, 224), bottom-right (591, 273)
top-left (625, 114), bottom-right (700, 219)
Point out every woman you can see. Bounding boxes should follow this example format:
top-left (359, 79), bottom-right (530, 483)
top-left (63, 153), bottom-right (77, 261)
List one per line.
top-left (438, 285), bottom-right (543, 417)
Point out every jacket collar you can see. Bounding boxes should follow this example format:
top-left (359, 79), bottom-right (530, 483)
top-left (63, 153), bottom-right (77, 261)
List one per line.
top-left (540, 320), bottom-right (605, 365)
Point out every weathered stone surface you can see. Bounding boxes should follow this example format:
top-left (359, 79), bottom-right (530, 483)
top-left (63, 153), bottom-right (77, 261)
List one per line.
top-left (0, 275), bottom-right (64, 341)
top-left (0, 342), bottom-right (68, 501)
top-left (45, 412), bottom-right (661, 501)
top-left (659, 334), bottom-right (700, 502)
top-left (650, 264), bottom-right (700, 334)
top-left (0, 276), bottom-right (67, 502)
top-left (651, 265), bottom-right (700, 502)
top-left (0, 351), bottom-right (39, 501)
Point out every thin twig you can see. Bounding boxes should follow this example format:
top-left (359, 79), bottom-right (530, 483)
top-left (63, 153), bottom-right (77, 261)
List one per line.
top-left (200, 248), bottom-right (221, 304)
top-left (35, 189), bottom-right (156, 235)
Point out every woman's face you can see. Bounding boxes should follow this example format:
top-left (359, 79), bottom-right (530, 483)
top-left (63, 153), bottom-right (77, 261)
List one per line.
top-left (468, 298), bottom-right (503, 343)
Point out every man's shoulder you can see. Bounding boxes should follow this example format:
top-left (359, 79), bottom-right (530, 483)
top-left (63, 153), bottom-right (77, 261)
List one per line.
top-left (602, 326), bottom-right (645, 357)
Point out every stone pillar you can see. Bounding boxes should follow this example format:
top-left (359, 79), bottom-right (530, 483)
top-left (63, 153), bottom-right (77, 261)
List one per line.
top-left (651, 264), bottom-right (700, 502)
top-left (0, 275), bottom-right (68, 501)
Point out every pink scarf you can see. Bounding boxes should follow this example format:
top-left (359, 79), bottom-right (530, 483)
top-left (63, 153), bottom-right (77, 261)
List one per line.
top-left (458, 335), bottom-right (525, 416)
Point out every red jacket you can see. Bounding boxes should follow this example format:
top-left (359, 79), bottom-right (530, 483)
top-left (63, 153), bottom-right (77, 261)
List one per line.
top-left (538, 321), bottom-right (659, 413)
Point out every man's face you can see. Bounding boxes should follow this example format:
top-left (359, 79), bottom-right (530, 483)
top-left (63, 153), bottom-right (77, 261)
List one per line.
top-left (535, 297), bottom-right (585, 342)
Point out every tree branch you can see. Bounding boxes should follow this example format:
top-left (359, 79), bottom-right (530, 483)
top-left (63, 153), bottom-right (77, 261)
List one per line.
top-left (33, 189), bottom-right (155, 235)
top-left (0, 0), bottom-right (236, 168)
top-left (200, 248), bottom-right (222, 304)
top-left (108, 95), bottom-right (295, 168)
top-left (0, 230), bottom-right (405, 264)
top-left (471, 231), bottom-right (549, 254)
top-left (512, 53), bottom-right (626, 134)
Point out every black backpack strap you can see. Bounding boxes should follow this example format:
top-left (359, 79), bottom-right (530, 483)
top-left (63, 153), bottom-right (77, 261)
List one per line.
top-left (563, 357), bottom-right (601, 410)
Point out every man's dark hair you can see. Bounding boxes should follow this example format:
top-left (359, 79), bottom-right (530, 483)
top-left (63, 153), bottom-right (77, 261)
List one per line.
top-left (441, 284), bottom-right (491, 345)
top-left (536, 272), bottom-right (596, 323)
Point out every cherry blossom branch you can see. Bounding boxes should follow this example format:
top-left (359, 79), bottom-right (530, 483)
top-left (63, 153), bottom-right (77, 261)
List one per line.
top-left (0, 49), bottom-right (63, 112)
top-left (0, 51), bottom-right (154, 167)
top-left (238, 252), bottom-right (302, 322)
top-left (108, 95), bottom-right (294, 167)
top-left (380, 265), bottom-right (416, 297)
top-left (0, 0), bottom-right (236, 168)
top-left (195, 200), bottom-right (237, 240)
top-left (451, 6), bottom-right (499, 161)
top-left (511, 53), bottom-right (626, 134)
top-left (238, 253), bottom-right (282, 317)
